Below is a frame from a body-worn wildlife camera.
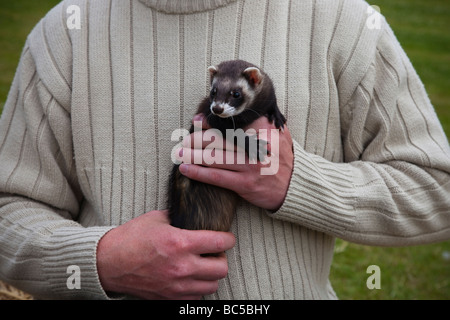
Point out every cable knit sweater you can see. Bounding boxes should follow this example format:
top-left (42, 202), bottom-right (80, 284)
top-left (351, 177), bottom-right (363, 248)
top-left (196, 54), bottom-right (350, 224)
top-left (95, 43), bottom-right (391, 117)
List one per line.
top-left (0, 0), bottom-right (449, 300)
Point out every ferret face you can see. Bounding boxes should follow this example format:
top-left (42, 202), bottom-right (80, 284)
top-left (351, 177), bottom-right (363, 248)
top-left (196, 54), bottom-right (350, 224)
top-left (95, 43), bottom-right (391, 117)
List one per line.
top-left (209, 77), bottom-right (253, 118)
top-left (207, 63), bottom-right (262, 119)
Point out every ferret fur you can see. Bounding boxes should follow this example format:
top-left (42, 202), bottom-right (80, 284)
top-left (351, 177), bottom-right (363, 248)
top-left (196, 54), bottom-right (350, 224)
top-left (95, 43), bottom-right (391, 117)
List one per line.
top-left (168, 60), bottom-right (286, 232)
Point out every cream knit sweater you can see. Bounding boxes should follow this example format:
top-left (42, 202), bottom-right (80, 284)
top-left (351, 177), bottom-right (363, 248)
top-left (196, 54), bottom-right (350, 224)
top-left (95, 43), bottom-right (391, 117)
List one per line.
top-left (0, 0), bottom-right (449, 299)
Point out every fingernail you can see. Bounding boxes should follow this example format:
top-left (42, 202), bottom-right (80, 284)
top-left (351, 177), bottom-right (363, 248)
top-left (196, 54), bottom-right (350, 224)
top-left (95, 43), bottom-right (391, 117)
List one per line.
top-left (178, 148), bottom-right (183, 157)
top-left (179, 164), bottom-right (189, 174)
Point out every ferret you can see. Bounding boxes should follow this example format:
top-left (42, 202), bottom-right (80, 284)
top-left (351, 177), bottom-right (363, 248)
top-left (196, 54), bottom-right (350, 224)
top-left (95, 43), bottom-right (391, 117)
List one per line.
top-left (168, 60), bottom-right (286, 232)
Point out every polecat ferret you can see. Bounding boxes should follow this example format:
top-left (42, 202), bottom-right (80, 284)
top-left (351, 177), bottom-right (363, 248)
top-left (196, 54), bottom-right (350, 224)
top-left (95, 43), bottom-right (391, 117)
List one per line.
top-left (168, 60), bottom-right (286, 232)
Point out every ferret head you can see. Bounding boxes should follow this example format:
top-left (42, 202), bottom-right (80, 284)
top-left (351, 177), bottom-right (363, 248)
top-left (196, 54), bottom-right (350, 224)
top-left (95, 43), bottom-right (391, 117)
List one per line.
top-left (207, 60), bottom-right (264, 118)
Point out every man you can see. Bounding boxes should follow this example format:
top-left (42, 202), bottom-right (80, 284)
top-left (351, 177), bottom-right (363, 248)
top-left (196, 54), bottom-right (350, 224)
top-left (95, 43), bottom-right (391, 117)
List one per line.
top-left (0, 0), bottom-right (449, 299)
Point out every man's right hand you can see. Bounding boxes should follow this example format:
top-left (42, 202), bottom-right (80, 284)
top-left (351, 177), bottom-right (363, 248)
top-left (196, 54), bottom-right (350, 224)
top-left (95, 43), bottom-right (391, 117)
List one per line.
top-left (96, 210), bottom-right (235, 299)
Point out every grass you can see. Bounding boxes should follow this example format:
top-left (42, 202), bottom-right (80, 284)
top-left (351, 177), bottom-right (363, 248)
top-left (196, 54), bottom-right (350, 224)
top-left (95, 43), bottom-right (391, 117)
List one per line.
top-left (329, 0), bottom-right (450, 300)
top-left (0, 0), bottom-right (61, 113)
top-left (369, 0), bottom-right (450, 137)
top-left (0, 0), bottom-right (449, 300)
top-left (331, 239), bottom-right (450, 300)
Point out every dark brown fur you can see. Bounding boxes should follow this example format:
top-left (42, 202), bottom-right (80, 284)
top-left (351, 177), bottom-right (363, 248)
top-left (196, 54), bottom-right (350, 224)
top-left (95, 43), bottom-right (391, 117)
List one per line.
top-left (168, 60), bottom-right (286, 232)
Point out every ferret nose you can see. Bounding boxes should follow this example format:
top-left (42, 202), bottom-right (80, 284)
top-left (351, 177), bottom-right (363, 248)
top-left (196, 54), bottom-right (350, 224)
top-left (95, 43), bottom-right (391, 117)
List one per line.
top-left (212, 105), bottom-right (224, 115)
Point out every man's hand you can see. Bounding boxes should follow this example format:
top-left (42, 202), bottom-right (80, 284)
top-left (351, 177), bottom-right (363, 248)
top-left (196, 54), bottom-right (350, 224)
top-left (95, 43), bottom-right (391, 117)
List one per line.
top-left (96, 210), bottom-right (235, 300)
top-left (178, 114), bottom-right (294, 211)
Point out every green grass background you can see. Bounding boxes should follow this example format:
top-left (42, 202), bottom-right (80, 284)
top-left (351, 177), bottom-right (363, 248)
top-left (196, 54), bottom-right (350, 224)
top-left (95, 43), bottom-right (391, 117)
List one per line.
top-left (0, 0), bottom-right (449, 300)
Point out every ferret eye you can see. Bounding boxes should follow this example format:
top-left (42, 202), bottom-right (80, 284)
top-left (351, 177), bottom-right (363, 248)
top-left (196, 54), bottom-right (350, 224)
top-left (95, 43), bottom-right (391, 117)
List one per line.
top-left (231, 91), bottom-right (241, 99)
top-left (211, 87), bottom-right (217, 97)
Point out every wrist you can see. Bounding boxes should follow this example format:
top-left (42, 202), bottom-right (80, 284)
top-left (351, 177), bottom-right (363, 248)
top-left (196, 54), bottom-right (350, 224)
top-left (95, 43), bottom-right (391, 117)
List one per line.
top-left (96, 227), bottom-right (120, 293)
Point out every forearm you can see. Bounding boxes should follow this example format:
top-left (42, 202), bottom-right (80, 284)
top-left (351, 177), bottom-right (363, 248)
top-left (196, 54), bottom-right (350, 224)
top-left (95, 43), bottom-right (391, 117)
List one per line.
top-left (0, 37), bottom-right (111, 298)
top-left (0, 194), bottom-right (113, 299)
top-left (273, 141), bottom-right (450, 246)
top-left (273, 21), bottom-right (450, 246)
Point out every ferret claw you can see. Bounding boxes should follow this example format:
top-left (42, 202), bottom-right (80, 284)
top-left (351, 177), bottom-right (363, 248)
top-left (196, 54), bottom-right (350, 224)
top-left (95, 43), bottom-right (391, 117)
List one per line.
top-left (245, 135), bottom-right (269, 162)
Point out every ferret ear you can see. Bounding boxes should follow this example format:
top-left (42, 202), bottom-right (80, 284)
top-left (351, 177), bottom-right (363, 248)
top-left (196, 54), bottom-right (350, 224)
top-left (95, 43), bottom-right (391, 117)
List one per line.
top-left (208, 66), bottom-right (218, 77)
top-left (243, 67), bottom-right (262, 86)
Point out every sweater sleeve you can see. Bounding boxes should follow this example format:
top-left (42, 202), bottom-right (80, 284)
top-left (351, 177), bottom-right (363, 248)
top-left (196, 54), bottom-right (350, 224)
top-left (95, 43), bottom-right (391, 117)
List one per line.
top-left (0, 7), bottom-right (113, 299)
top-left (273, 21), bottom-right (450, 246)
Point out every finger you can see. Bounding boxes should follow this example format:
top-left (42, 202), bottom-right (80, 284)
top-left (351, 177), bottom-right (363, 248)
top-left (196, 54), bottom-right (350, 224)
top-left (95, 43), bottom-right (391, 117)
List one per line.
top-left (143, 280), bottom-right (219, 300)
top-left (243, 115), bottom-right (276, 131)
top-left (192, 254), bottom-right (230, 281)
top-left (182, 129), bottom-right (234, 151)
top-left (177, 279), bottom-right (220, 298)
top-left (183, 230), bottom-right (236, 255)
top-left (179, 163), bottom-right (246, 193)
top-left (192, 113), bottom-right (211, 130)
top-left (243, 116), bottom-right (291, 143)
top-left (180, 146), bottom-right (250, 169)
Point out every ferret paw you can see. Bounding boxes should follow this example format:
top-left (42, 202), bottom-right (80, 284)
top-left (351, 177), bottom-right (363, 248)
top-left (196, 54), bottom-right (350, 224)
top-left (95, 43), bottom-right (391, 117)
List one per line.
top-left (268, 113), bottom-right (287, 132)
top-left (245, 135), bottom-right (269, 162)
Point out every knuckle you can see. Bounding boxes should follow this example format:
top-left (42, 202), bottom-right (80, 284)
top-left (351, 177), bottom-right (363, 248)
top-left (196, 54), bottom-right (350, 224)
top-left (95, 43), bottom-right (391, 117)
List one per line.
top-left (167, 234), bottom-right (185, 253)
top-left (164, 236), bottom-right (190, 262)
top-left (169, 260), bottom-right (190, 279)
top-left (168, 281), bottom-right (186, 297)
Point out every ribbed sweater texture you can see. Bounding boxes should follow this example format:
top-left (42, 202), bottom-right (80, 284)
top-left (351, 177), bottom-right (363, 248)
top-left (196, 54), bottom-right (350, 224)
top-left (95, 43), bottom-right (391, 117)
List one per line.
top-left (0, 0), bottom-right (449, 299)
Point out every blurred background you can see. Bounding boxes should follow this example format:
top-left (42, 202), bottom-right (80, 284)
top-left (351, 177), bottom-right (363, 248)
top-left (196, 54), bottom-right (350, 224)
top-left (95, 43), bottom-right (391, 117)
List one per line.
top-left (0, 0), bottom-right (449, 300)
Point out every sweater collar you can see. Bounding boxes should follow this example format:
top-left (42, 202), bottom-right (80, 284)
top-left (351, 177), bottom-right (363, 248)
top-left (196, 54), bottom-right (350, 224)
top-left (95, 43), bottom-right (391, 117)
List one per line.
top-left (138, 0), bottom-right (238, 14)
